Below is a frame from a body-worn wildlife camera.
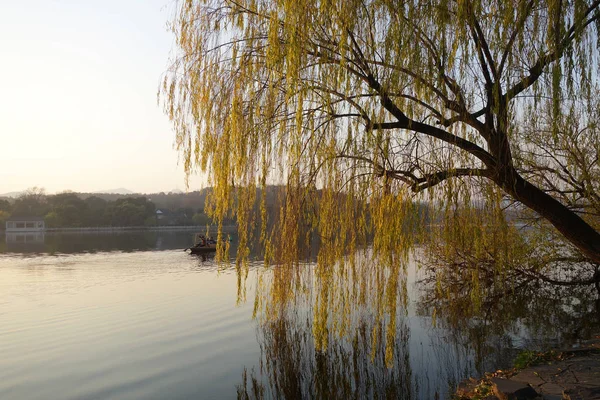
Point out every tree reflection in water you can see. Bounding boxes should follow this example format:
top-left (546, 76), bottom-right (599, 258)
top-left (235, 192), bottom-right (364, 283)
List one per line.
top-left (238, 309), bottom-right (414, 400)
top-left (236, 252), bottom-right (471, 400)
top-left (236, 249), bottom-right (421, 400)
top-left (417, 263), bottom-right (600, 369)
top-left (237, 251), bottom-right (600, 400)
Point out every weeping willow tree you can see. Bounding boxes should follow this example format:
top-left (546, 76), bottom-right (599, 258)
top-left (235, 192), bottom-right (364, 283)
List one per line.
top-left (162, 0), bottom-right (600, 351)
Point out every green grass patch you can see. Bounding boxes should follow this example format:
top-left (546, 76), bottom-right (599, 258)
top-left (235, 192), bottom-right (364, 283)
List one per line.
top-left (513, 350), bottom-right (564, 369)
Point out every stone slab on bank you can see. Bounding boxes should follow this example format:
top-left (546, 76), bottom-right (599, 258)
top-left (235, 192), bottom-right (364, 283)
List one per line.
top-left (455, 348), bottom-right (600, 400)
top-left (491, 377), bottom-right (538, 399)
top-left (513, 351), bottom-right (600, 399)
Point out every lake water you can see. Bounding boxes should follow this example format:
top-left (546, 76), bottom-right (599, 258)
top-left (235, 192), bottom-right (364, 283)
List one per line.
top-left (0, 231), bottom-right (596, 399)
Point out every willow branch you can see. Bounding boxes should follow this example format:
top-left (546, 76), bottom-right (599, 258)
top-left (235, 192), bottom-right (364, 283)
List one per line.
top-left (503, 6), bottom-right (600, 103)
top-left (410, 168), bottom-right (491, 192)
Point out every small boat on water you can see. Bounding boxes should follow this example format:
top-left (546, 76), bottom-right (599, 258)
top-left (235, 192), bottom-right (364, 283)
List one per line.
top-left (185, 233), bottom-right (229, 254)
top-left (188, 243), bottom-right (217, 254)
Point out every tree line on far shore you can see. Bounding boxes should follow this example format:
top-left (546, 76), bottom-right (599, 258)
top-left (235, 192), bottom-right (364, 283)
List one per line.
top-left (0, 188), bottom-right (219, 229)
top-left (0, 186), bottom-right (435, 233)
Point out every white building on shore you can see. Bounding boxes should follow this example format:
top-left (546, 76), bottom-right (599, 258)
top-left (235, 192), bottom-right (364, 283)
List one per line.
top-left (5, 216), bottom-right (45, 232)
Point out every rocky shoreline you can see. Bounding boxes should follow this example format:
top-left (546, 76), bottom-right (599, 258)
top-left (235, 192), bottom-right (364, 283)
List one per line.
top-left (455, 337), bottom-right (600, 400)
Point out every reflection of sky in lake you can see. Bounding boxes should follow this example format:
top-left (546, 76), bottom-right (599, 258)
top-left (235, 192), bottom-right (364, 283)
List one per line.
top-left (0, 251), bottom-right (257, 400)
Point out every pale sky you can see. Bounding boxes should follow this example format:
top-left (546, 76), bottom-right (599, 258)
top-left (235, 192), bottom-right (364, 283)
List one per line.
top-left (0, 0), bottom-right (205, 194)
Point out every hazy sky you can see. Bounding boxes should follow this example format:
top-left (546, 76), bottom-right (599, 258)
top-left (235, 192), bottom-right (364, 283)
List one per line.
top-left (0, 0), bottom-right (204, 194)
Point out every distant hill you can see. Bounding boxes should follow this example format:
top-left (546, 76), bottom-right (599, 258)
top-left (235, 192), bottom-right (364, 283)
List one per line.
top-left (0, 191), bottom-right (23, 198)
top-left (94, 188), bottom-right (134, 195)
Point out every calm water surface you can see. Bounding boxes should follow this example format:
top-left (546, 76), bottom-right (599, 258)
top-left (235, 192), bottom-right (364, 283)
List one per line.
top-left (0, 249), bottom-right (259, 399)
top-left (0, 232), bottom-right (589, 399)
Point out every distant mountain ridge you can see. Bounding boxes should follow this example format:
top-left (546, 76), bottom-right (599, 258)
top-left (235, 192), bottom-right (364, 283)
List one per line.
top-left (0, 191), bottom-right (24, 198)
top-left (93, 188), bottom-right (134, 195)
top-left (1, 188), bottom-right (135, 197)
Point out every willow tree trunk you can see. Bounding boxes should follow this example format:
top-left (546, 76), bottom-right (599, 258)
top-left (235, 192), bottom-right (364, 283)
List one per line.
top-left (498, 170), bottom-right (600, 265)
